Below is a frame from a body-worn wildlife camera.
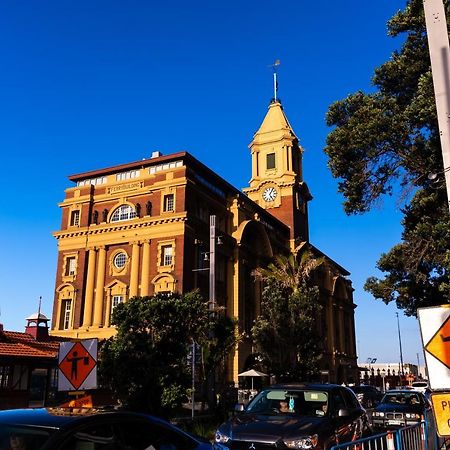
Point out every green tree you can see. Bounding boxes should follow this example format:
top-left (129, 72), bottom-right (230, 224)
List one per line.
top-left (98, 291), bottom-right (237, 416)
top-left (324, 0), bottom-right (450, 315)
top-left (252, 251), bottom-right (323, 381)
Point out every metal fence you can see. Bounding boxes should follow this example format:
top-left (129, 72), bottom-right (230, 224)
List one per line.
top-left (330, 421), bottom-right (446, 450)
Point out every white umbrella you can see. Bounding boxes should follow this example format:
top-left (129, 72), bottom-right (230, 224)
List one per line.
top-left (238, 369), bottom-right (268, 390)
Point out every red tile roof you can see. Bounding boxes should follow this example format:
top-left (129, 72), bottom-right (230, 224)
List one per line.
top-left (0, 343), bottom-right (56, 358)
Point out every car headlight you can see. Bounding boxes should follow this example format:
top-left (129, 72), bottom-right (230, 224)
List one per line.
top-left (373, 412), bottom-right (384, 417)
top-left (405, 413), bottom-right (421, 419)
top-left (283, 434), bottom-right (318, 449)
top-left (215, 430), bottom-right (230, 444)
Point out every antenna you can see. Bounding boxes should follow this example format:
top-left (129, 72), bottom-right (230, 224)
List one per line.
top-left (268, 59), bottom-right (281, 101)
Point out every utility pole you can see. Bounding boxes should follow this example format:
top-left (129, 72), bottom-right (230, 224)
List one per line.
top-left (423, 0), bottom-right (450, 211)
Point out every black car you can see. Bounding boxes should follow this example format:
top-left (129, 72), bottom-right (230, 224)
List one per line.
top-left (349, 385), bottom-right (383, 408)
top-left (0, 407), bottom-right (212, 450)
top-left (371, 390), bottom-right (431, 431)
top-left (214, 383), bottom-right (371, 450)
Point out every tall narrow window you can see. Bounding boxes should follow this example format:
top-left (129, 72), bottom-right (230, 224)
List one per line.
top-left (65, 257), bottom-right (76, 276)
top-left (161, 246), bottom-right (173, 266)
top-left (111, 295), bottom-right (123, 318)
top-left (0, 366), bottom-right (11, 389)
top-left (61, 300), bottom-right (72, 330)
top-left (163, 194), bottom-right (174, 212)
top-left (266, 153), bottom-right (276, 170)
top-left (70, 210), bottom-right (80, 226)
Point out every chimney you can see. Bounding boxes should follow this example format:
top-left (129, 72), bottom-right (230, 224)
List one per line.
top-left (151, 151), bottom-right (162, 158)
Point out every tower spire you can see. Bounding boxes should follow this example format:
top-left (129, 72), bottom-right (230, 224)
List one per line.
top-left (269, 59), bottom-right (280, 101)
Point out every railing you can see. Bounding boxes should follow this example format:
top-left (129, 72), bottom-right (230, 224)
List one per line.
top-left (330, 421), bottom-right (444, 450)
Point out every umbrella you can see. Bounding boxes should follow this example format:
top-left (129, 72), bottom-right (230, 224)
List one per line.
top-left (238, 369), bottom-right (268, 390)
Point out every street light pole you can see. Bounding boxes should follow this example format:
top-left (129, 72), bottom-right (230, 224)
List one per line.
top-left (209, 215), bottom-right (216, 312)
top-left (396, 313), bottom-right (405, 376)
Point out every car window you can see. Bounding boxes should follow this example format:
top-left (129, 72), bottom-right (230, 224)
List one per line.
top-left (331, 390), bottom-right (347, 412)
top-left (116, 421), bottom-right (196, 450)
top-left (62, 423), bottom-right (117, 450)
top-left (341, 388), bottom-right (360, 409)
top-left (0, 425), bottom-right (52, 450)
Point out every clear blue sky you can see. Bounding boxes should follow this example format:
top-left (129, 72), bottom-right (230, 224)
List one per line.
top-left (0, 0), bottom-right (423, 366)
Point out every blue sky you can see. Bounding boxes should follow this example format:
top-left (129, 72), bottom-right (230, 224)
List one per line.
top-left (0, 0), bottom-right (424, 366)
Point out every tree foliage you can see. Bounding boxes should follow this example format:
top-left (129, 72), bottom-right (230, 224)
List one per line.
top-left (324, 0), bottom-right (450, 315)
top-left (252, 251), bottom-right (323, 381)
top-left (98, 291), bottom-right (237, 416)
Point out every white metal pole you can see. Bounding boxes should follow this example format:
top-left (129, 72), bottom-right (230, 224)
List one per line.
top-left (209, 215), bottom-right (216, 311)
top-left (423, 0), bottom-right (450, 211)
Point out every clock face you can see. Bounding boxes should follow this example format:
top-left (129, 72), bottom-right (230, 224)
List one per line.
top-left (262, 186), bottom-right (277, 202)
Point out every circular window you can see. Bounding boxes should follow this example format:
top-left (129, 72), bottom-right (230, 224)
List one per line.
top-left (114, 252), bottom-right (127, 269)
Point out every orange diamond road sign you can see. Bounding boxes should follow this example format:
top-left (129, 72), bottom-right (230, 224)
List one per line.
top-left (418, 305), bottom-right (450, 390)
top-left (58, 340), bottom-right (97, 391)
top-left (425, 315), bottom-right (450, 370)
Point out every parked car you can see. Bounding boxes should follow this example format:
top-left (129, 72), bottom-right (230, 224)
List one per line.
top-left (0, 407), bottom-right (212, 450)
top-left (349, 385), bottom-right (383, 408)
top-left (214, 383), bottom-right (371, 450)
top-left (371, 389), bottom-right (432, 431)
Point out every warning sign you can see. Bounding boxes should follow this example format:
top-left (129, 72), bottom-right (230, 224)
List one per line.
top-left (431, 392), bottom-right (450, 437)
top-left (418, 305), bottom-right (450, 390)
top-left (58, 339), bottom-right (97, 391)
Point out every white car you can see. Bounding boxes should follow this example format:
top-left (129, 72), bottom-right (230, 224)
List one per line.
top-left (411, 381), bottom-right (429, 393)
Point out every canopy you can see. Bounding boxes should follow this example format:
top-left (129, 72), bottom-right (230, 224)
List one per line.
top-left (238, 369), bottom-right (268, 378)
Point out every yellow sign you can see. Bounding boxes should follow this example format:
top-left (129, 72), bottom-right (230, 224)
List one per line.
top-left (431, 392), bottom-right (450, 436)
top-left (426, 316), bottom-right (450, 369)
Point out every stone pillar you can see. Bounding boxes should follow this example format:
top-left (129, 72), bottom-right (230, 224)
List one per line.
top-left (140, 240), bottom-right (151, 296)
top-left (93, 246), bottom-right (106, 327)
top-left (82, 248), bottom-right (97, 327)
top-left (130, 241), bottom-right (140, 298)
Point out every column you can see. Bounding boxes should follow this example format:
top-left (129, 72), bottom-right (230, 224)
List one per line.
top-left (140, 240), bottom-right (150, 296)
top-left (93, 246), bottom-right (106, 327)
top-left (129, 241), bottom-right (140, 298)
top-left (82, 248), bottom-right (97, 327)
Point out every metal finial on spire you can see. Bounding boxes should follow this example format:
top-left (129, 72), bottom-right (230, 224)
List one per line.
top-left (268, 59), bottom-right (281, 101)
top-left (38, 296), bottom-right (42, 316)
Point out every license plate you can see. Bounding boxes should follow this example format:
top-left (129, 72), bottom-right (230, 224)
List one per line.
top-left (388, 420), bottom-right (401, 425)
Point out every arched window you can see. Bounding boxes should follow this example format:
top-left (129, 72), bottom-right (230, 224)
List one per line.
top-left (110, 205), bottom-right (137, 222)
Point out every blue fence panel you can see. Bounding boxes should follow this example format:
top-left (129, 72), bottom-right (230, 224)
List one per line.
top-left (330, 421), bottom-right (441, 450)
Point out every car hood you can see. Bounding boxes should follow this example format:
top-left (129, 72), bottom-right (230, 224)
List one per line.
top-left (220, 413), bottom-right (331, 442)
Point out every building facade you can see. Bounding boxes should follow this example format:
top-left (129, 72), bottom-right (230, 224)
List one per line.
top-left (51, 100), bottom-right (358, 384)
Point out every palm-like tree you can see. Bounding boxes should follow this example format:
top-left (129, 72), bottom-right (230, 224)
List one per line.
top-left (253, 249), bottom-right (324, 292)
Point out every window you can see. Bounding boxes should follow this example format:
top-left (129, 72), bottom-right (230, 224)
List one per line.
top-left (163, 194), bottom-right (174, 212)
top-left (70, 210), bottom-right (80, 226)
top-left (110, 205), bottom-right (137, 222)
top-left (113, 252), bottom-right (127, 269)
top-left (0, 366), bottom-right (11, 389)
top-left (65, 257), bottom-right (76, 276)
top-left (61, 300), bottom-right (72, 330)
top-left (111, 295), bottom-right (123, 315)
top-left (266, 152), bottom-right (276, 170)
top-left (116, 170), bottom-right (140, 181)
top-left (161, 246), bottom-right (173, 266)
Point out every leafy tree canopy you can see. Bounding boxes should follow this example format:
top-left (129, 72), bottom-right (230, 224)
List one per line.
top-left (252, 251), bottom-right (323, 381)
top-left (324, 0), bottom-right (450, 315)
top-left (98, 291), bottom-right (237, 416)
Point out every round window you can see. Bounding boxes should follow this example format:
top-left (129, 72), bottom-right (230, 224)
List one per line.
top-left (114, 252), bottom-right (127, 269)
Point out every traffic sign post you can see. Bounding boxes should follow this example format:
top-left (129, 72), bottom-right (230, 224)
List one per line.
top-left (58, 339), bottom-right (98, 391)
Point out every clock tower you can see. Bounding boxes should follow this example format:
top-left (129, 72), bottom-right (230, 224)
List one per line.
top-left (243, 99), bottom-right (312, 248)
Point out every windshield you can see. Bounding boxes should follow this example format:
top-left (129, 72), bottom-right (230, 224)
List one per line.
top-left (382, 392), bottom-right (422, 406)
top-left (245, 389), bottom-right (329, 418)
top-left (0, 425), bottom-right (52, 450)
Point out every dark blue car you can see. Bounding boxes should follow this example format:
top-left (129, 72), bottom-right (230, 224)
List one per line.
top-left (0, 407), bottom-right (212, 450)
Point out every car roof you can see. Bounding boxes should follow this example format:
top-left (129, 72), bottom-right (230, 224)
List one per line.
top-left (264, 383), bottom-right (344, 392)
top-left (384, 390), bottom-right (422, 394)
top-left (0, 408), bottom-right (166, 430)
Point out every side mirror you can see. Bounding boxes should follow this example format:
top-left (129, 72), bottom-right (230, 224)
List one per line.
top-left (338, 408), bottom-right (350, 417)
top-left (234, 403), bottom-right (245, 412)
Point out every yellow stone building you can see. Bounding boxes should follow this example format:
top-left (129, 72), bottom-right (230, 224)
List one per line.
top-left (51, 99), bottom-right (358, 384)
